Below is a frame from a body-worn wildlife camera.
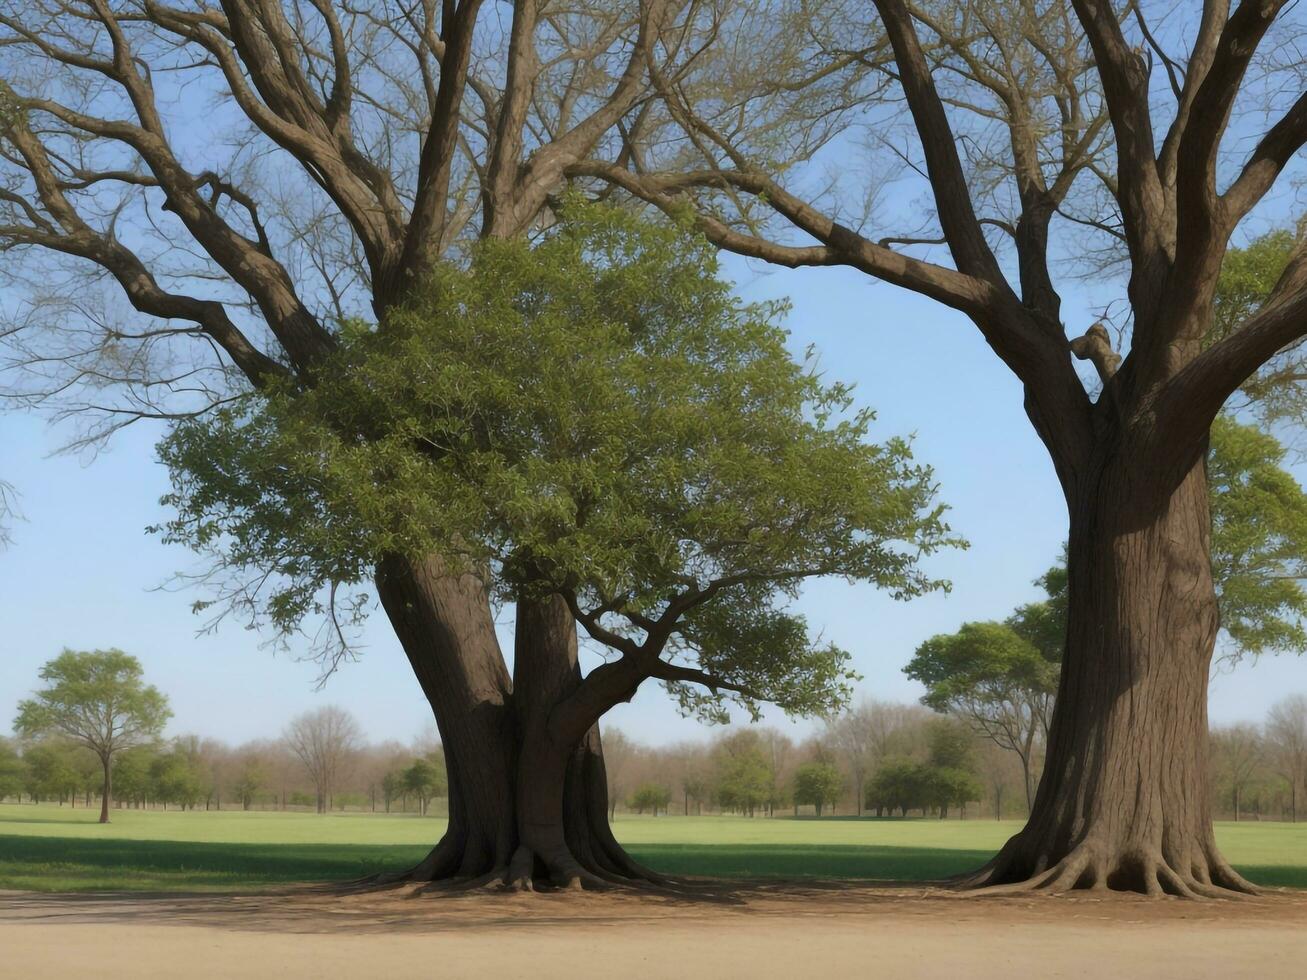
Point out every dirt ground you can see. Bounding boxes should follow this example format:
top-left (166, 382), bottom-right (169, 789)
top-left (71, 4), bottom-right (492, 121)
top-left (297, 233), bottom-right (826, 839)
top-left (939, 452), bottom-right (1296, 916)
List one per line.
top-left (2, 882), bottom-right (1305, 979)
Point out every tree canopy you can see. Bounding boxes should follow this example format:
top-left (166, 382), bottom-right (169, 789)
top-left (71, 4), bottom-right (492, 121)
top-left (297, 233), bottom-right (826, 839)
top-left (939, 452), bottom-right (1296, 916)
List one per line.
top-left (792, 762), bottom-right (844, 816)
top-left (158, 204), bottom-right (958, 725)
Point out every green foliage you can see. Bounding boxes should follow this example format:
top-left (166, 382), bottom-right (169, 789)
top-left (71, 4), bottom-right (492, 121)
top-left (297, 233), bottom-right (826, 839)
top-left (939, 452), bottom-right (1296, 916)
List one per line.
top-left (905, 622), bottom-right (1057, 720)
top-left (865, 759), bottom-right (924, 815)
top-left (158, 203), bottom-right (957, 721)
top-left (149, 751), bottom-right (202, 809)
top-left (628, 783), bottom-right (673, 815)
top-left (113, 746), bottom-right (160, 806)
top-left (14, 650), bottom-right (171, 763)
top-left (231, 759), bottom-right (268, 810)
top-left (864, 728), bottom-right (979, 817)
top-left (925, 719), bottom-right (976, 772)
top-left (864, 758), bottom-right (980, 817)
top-left (712, 731), bottom-right (774, 815)
top-left (400, 757), bottom-right (447, 815)
top-left (919, 767), bottom-right (983, 816)
top-left (381, 770), bottom-right (405, 811)
top-left (792, 762), bottom-right (843, 815)
top-left (903, 577), bottom-right (1059, 794)
top-left (1006, 561), bottom-right (1067, 662)
top-left (1208, 415), bottom-right (1307, 659)
top-left (1208, 229), bottom-right (1306, 425)
top-left (0, 739), bottom-right (26, 800)
top-left (20, 742), bottom-right (80, 802)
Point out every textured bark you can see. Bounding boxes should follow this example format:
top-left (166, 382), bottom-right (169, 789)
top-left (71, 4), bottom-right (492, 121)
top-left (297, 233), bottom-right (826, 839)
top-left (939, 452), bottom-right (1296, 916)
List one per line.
top-left (963, 450), bottom-right (1257, 897)
top-left (372, 558), bottom-right (657, 890)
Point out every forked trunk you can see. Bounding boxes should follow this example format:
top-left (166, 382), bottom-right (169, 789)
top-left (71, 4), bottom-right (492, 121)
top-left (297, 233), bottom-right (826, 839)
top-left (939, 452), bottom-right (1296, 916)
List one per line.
top-left (965, 452), bottom-right (1256, 896)
top-left (374, 556), bottom-right (657, 890)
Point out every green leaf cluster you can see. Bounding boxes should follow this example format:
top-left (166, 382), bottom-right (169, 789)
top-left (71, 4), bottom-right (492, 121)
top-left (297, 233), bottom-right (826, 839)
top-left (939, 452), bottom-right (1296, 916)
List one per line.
top-left (1209, 415), bottom-right (1307, 658)
top-left (792, 761), bottom-right (843, 811)
top-left (158, 203), bottom-right (958, 720)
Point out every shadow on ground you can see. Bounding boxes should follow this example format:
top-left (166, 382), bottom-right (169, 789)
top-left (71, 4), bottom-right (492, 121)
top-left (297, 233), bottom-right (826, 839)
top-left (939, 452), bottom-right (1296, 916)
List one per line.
top-left (1, 834), bottom-right (1302, 892)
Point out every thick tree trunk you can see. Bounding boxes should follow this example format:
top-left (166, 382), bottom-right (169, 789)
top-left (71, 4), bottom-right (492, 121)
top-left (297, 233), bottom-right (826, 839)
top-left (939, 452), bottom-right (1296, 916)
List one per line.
top-left (373, 557), bottom-right (656, 890)
top-left (964, 455), bottom-right (1256, 896)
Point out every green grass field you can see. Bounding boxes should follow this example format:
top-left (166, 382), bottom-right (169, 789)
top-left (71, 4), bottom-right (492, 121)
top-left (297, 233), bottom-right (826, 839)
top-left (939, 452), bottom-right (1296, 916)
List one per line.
top-left (1, 804), bottom-right (1303, 892)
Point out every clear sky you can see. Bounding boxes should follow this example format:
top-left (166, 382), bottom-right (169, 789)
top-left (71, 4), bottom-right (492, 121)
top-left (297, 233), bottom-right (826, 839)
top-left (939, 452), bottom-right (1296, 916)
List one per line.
top-left (2, 251), bottom-right (1305, 749)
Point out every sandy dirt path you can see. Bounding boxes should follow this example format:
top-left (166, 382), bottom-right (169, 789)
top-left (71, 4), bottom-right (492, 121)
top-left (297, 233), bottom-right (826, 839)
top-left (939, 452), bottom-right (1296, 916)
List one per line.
top-left (3, 883), bottom-right (1304, 979)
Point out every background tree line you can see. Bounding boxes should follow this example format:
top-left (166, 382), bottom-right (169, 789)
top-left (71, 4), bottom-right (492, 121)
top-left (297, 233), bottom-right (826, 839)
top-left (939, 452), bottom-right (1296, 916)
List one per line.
top-left (7, 651), bottom-right (1306, 823)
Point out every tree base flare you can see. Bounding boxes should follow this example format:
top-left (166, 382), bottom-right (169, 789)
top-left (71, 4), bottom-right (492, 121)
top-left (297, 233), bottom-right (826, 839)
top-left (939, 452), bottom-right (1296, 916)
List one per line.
top-left (361, 832), bottom-right (674, 895)
top-left (955, 841), bottom-right (1261, 899)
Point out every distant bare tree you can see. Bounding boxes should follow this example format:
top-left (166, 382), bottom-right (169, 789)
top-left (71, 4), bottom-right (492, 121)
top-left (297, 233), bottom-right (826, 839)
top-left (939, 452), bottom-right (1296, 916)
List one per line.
top-left (824, 699), bottom-right (886, 816)
top-left (1267, 696), bottom-right (1307, 822)
top-left (284, 706), bottom-right (361, 814)
top-left (1211, 724), bottom-right (1265, 822)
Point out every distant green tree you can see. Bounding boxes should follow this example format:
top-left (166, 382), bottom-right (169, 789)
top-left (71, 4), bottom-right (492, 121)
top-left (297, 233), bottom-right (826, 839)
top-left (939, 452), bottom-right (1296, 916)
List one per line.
top-left (15, 650), bottom-right (170, 823)
top-left (334, 792), bottom-right (368, 811)
top-left (925, 720), bottom-right (976, 772)
top-left (401, 757), bottom-right (447, 816)
top-left (149, 751), bottom-right (202, 810)
top-left (865, 759), bottom-right (925, 817)
top-left (919, 767), bottom-right (984, 820)
top-left (792, 762), bottom-right (844, 816)
top-left (905, 619), bottom-right (1056, 811)
top-left (0, 738), bottom-right (26, 801)
top-left (628, 784), bottom-right (673, 816)
top-left (112, 745), bottom-right (160, 809)
top-left (923, 720), bottom-right (983, 819)
top-left (713, 732), bottom-right (772, 816)
top-left (381, 769), bottom-right (405, 814)
top-left (1208, 416), bottom-right (1307, 659)
top-left (21, 742), bottom-right (79, 805)
top-left (231, 759), bottom-right (268, 811)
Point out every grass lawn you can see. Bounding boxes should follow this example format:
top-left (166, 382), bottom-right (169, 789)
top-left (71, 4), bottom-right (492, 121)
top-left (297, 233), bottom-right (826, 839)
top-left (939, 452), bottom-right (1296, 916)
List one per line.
top-left (0, 804), bottom-right (1303, 892)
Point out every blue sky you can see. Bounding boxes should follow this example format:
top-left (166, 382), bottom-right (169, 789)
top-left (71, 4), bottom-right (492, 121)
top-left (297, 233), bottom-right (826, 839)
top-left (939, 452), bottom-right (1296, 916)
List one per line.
top-left (3, 252), bottom-right (1304, 748)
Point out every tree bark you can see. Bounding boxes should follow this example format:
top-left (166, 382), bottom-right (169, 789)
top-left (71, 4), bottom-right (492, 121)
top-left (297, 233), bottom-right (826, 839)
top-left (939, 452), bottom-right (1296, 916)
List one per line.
top-left (372, 557), bottom-right (655, 890)
top-left (963, 452), bottom-right (1257, 896)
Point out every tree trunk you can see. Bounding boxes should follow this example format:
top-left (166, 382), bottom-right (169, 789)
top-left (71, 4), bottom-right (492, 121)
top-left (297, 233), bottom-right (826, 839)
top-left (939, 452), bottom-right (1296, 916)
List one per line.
top-left (99, 757), bottom-right (111, 825)
top-left (373, 557), bottom-right (653, 890)
top-left (964, 454), bottom-right (1256, 896)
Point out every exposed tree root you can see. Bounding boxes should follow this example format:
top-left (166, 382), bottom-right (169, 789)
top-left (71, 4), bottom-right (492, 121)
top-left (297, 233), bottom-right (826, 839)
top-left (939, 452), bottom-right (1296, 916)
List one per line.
top-left (353, 832), bottom-right (675, 895)
top-left (954, 840), bottom-right (1261, 900)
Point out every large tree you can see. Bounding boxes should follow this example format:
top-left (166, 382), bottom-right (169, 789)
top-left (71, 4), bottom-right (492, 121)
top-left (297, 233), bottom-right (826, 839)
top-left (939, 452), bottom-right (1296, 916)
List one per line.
top-left (572, 0), bottom-right (1307, 894)
top-left (158, 206), bottom-right (954, 886)
top-left (908, 410), bottom-right (1307, 812)
top-left (0, 0), bottom-right (750, 888)
top-left (14, 649), bottom-right (170, 822)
